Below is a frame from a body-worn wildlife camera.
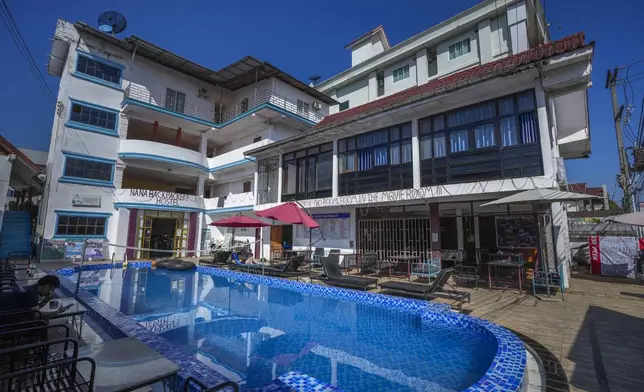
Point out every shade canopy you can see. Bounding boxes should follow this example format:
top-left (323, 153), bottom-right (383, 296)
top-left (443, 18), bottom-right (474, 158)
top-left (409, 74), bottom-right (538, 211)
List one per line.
top-left (480, 189), bottom-right (598, 207)
top-left (209, 215), bottom-right (271, 228)
top-left (607, 211), bottom-right (644, 226)
top-left (255, 202), bottom-right (320, 229)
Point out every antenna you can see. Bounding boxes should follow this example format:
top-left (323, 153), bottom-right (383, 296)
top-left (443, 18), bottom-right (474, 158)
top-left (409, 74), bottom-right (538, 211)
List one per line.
top-left (98, 11), bottom-right (127, 36)
top-left (308, 75), bottom-right (321, 87)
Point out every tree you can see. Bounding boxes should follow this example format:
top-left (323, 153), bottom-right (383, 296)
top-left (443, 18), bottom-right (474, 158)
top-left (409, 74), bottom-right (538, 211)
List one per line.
top-left (608, 200), bottom-right (620, 210)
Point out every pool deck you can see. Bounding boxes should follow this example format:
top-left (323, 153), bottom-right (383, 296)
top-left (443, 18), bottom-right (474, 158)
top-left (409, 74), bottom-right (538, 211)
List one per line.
top-left (409, 275), bottom-right (644, 392)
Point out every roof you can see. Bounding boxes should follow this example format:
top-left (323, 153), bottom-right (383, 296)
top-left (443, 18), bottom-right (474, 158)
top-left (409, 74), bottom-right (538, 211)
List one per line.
top-left (480, 189), bottom-right (598, 207)
top-left (344, 25), bottom-right (390, 50)
top-left (73, 22), bottom-right (337, 105)
top-left (246, 32), bottom-right (590, 157)
top-left (568, 183), bottom-right (605, 197)
top-left (0, 135), bottom-right (43, 174)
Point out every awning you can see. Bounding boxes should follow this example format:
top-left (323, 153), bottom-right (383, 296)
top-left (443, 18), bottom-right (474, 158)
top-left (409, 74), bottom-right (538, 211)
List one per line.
top-left (480, 189), bottom-right (598, 207)
top-left (255, 202), bottom-right (320, 229)
top-left (209, 216), bottom-right (271, 228)
top-left (607, 211), bottom-right (644, 227)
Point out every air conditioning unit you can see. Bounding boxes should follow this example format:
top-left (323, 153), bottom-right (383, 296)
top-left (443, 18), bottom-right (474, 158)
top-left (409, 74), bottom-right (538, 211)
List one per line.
top-left (198, 88), bottom-right (209, 99)
top-left (311, 100), bottom-right (321, 111)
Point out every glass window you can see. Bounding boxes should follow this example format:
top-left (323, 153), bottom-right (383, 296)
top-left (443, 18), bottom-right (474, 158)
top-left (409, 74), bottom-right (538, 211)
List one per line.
top-left (56, 215), bottom-right (107, 237)
top-left (401, 123), bottom-right (412, 139)
top-left (307, 157), bottom-right (316, 194)
top-left (165, 89), bottom-right (186, 113)
top-left (393, 65), bottom-right (410, 83)
top-left (434, 134), bottom-right (446, 158)
top-left (297, 100), bottom-right (310, 115)
top-left (520, 112), bottom-right (538, 143)
top-left (316, 152), bottom-right (333, 190)
top-left (518, 92), bottom-right (535, 112)
top-left (433, 115), bottom-right (445, 131)
top-left (374, 146), bottom-right (388, 166)
top-left (339, 101), bottom-right (349, 111)
top-left (390, 127), bottom-right (400, 141)
top-left (419, 118), bottom-right (432, 135)
top-left (420, 137), bottom-right (432, 159)
top-left (401, 140), bottom-right (412, 163)
top-left (499, 97), bottom-right (515, 115)
top-left (284, 161), bottom-right (296, 194)
top-left (447, 102), bottom-right (495, 128)
top-left (64, 157), bottom-right (113, 182)
top-left (340, 153), bottom-right (356, 173)
top-left (448, 38), bottom-right (471, 60)
top-left (76, 55), bottom-right (122, 85)
top-left (450, 130), bottom-right (469, 153)
top-left (338, 139), bottom-right (347, 153)
top-left (390, 143), bottom-right (400, 165)
top-left (474, 123), bottom-right (496, 149)
top-left (358, 149), bottom-right (374, 171)
top-left (297, 159), bottom-right (307, 193)
top-left (500, 117), bottom-right (518, 146)
top-left (70, 103), bottom-right (117, 131)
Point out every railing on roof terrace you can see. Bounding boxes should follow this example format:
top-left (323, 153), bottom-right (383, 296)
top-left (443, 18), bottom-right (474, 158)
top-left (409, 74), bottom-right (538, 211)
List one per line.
top-left (124, 83), bottom-right (327, 126)
top-left (124, 83), bottom-right (217, 124)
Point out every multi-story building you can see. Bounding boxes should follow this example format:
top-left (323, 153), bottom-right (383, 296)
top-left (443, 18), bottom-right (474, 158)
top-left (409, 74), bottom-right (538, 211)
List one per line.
top-left (42, 20), bottom-right (335, 260)
top-left (247, 0), bottom-right (594, 287)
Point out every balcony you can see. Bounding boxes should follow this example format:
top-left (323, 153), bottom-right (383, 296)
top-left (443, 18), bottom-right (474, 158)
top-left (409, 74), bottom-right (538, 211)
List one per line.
top-left (207, 140), bottom-right (270, 172)
top-left (114, 189), bottom-right (203, 212)
top-left (123, 82), bottom-right (327, 132)
top-left (118, 139), bottom-right (207, 174)
top-left (204, 192), bottom-right (255, 214)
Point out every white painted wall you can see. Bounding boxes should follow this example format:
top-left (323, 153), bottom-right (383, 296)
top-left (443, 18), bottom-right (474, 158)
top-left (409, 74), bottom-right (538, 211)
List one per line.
top-left (334, 78), bottom-right (369, 113)
top-left (436, 30), bottom-right (480, 77)
top-left (383, 57), bottom-right (417, 96)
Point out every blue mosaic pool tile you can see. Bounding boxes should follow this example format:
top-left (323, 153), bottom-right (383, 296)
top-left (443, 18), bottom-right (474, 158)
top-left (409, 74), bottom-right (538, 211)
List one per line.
top-left (53, 263), bottom-right (526, 392)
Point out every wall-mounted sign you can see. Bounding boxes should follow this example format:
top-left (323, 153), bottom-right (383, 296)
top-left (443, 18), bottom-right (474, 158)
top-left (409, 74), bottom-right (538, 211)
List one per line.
top-left (297, 212), bottom-right (351, 241)
top-left (72, 194), bottom-right (101, 207)
top-left (129, 189), bottom-right (199, 206)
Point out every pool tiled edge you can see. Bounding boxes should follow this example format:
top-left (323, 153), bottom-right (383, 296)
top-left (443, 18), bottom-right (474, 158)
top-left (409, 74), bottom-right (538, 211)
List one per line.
top-left (55, 263), bottom-right (526, 392)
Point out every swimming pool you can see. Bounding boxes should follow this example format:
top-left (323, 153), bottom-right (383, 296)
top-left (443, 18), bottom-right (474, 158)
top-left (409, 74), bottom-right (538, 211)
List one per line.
top-left (57, 264), bottom-right (526, 391)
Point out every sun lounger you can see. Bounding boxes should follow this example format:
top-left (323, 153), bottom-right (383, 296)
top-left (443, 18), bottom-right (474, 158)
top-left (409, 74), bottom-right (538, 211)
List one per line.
top-left (314, 257), bottom-right (378, 291)
top-left (379, 268), bottom-right (470, 308)
top-left (231, 254), bottom-right (308, 279)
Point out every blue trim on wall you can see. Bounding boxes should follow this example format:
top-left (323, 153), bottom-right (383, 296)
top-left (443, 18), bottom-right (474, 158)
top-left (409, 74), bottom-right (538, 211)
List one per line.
top-left (204, 205), bottom-right (254, 214)
top-left (61, 151), bottom-right (116, 188)
top-left (74, 49), bottom-right (124, 90)
top-left (218, 103), bottom-right (317, 128)
top-left (65, 122), bottom-right (120, 137)
top-left (117, 152), bottom-right (207, 171)
top-left (67, 98), bottom-right (120, 137)
top-left (121, 98), bottom-right (216, 128)
top-left (53, 210), bottom-right (112, 239)
top-left (208, 157), bottom-right (256, 172)
top-left (68, 98), bottom-right (120, 115)
top-left (113, 202), bottom-right (202, 213)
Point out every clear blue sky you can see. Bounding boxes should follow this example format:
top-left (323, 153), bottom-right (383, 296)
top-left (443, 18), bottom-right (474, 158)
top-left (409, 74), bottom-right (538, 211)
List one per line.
top-left (2, 0), bottom-right (643, 199)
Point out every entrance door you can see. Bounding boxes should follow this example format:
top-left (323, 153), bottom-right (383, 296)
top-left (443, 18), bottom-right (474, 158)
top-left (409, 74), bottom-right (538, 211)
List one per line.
top-left (270, 226), bottom-right (283, 261)
top-left (140, 216), bottom-right (153, 259)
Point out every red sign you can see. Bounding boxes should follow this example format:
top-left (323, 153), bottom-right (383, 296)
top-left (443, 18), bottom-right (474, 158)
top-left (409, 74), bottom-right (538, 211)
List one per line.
top-left (588, 235), bottom-right (601, 275)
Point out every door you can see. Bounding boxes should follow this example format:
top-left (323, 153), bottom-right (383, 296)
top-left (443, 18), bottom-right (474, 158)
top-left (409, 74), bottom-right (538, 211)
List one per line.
top-left (270, 226), bottom-right (283, 261)
top-left (140, 216), bottom-right (153, 259)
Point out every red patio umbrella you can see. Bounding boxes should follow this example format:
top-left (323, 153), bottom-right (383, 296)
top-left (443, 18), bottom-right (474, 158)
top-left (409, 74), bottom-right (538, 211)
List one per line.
top-left (209, 215), bottom-right (271, 228)
top-left (255, 202), bottom-right (319, 228)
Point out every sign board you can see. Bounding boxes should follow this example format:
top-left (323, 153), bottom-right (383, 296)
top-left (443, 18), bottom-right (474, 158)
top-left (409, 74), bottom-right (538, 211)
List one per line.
top-left (65, 239), bottom-right (105, 260)
top-left (495, 216), bottom-right (537, 248)
top-left (128, 189), bottom-right (199, 207)
top-left (297, 212), bottom-right (351, 241)
top-left (72, 194), bottom-right (101, 207)
top-left (588, 235), bottom-right (639, 278)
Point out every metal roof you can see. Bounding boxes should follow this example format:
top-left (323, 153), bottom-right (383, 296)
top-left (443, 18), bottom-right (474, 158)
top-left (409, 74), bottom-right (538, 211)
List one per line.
top-left (480, 189), bottom-right (598, 207)
top-left (74, 22), bottom-right (336, 105)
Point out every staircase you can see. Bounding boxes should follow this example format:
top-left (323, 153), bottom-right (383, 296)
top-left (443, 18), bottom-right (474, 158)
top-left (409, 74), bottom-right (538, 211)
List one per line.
top-left (0, 210), bottom-right (32, 259)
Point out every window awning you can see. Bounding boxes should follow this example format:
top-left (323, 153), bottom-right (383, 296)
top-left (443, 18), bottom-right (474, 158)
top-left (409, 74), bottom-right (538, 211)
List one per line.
top-left (480, 189), bottom-right (598, 207)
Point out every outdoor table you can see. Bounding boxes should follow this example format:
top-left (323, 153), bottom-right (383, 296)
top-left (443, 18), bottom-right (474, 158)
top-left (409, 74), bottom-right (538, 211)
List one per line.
top-left (388, 255), bottom-right (421, 281)
top-left (40, 297), bottom-right (87, 337)
top-left (77, 336), bottom-right (180, 392)
top-left (486, 260), bottom-right (525, 295)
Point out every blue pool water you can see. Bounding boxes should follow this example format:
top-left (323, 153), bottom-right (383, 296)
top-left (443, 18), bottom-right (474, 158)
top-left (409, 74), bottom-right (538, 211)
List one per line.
top-left (68, 268), bottom-right (498, 391)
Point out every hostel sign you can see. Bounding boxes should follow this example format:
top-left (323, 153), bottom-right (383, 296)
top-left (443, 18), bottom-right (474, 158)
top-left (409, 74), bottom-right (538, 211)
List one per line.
top-left (129, 189), bottom-right (196, 206)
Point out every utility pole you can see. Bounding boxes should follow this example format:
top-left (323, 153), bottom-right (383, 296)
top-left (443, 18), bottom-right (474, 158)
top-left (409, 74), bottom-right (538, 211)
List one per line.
top-left (606, 68), bottom-right (634, 212)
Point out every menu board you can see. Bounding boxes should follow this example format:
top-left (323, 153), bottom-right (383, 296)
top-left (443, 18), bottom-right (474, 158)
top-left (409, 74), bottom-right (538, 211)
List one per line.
top-left (495, 215), bottom-right (537, 248)
top-left (297, 213), bottom-right (351, 241)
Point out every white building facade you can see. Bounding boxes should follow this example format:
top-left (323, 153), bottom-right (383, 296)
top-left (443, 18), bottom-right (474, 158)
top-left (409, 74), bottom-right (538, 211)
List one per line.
top-left (248, 0), bottom-right (594, 288)
top-left (42, 20), bottom-right (335, 260)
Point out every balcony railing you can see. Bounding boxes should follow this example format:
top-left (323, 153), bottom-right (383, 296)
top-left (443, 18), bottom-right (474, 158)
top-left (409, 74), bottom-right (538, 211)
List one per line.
top-left (124, 83), bottom-right (217, 124)
top-left (204, 192), bottom-right (255, 211)
top-left (124, 82), bottom-right (327, 126)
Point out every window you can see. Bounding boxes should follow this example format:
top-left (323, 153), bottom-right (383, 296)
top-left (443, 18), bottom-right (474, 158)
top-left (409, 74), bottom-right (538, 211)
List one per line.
top-left (243, 181), bottom-right (252, 193)
top-left (393, 65), bottom-right (410, 83)
top-left (339, 101), bottom-right (350, 111)
top-left (75, 53), bottom-right (122, 86)
top-left (282, 143), bottom-right (333, 200)
top-left (377, 71), bottom-right (385, 96)
top-left (339, 122), bottom-right (412, 171)
top-left (474, 123), bottom-right (495, 149)
top-left (55, 214), bottom-right (107, 237)
top-left (297, 100), bottom-right (310, 116)
top-left (448, 38), bottom-right (471, 60)
top-left (450, 130), bottom-right (469, 153)
top-left (165, 89), bottom-right (186, 113)
top-left (69, 101), bottom-right (118, 133)
top-left (253, 136), bottom-right (262, 143)
top-left (62, 154), bottom-right (114, 185)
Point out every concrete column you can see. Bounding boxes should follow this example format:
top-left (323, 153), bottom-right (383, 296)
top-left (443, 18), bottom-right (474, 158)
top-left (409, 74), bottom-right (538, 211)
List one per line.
top-left (430, 203), bottom-right (440, 251)
top-left (329, 89), bottom-right (339, 115)
top-left (474, 215), bottom-right (481, 249)
top-left (477, 19), bottom-right (493, 63)
top-left (200, 132), bottom-right (208, 155)
top-left (507, 0), bottom-right (528, 54)
top-left (277, 155), bottom-right (283, 203)
top-left (411, 118), bottom-right (421, 188)
top-left (456, 209), bottom-right (464, 250)
top-left (415, 48), bottom-right (429, 85)
top-left (118, 113), bottom-right (129, 139)
top-left (113, 162), bottom-right (126, 189)
top-left (253, 165), bottom-right (259, 206)
top-left (196, 175), bottom-right (206, 257)
top-left (332, 139), bottom-right (339, 197)
top-left (368, 72), bottom-right (378, 101)
top-left (535, 84), bottom-right (554, 179)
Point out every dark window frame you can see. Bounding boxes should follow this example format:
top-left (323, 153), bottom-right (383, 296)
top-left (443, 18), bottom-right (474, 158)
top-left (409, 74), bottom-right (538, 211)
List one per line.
top-left (243, 181), bottom-right (252, 193)
top-left (62, 155), bottom-right (114, 184)
top-left (55, 214), bottom-right (108, 238)
top-left (282, 143), bottom-right (333, 201)
top-left (68, 101), bottom-right (118, 132)
top-left (75, 51), bottom-right (123, 87)
top-left (339, 101), bottom-right (350, 111)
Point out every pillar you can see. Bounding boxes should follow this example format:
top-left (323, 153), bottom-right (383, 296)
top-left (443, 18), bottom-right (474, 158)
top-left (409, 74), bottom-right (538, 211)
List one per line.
top-left (456, 208), bottom-right (464, 250)
top-left (411, 118), bottom-right (421, 188)
top-left (415, 48), bottom-right (429, 85)
top-left (367, 71), bottom-right (378, 101)
top-left (430, 203), bottom-right (440, 251)
top-left (175, 127), bottom-right (182, 146)
top-left (277, 155), bottom-right (283, 203)
top-left (332, 139), bottom-right (339, 197)
top-left (200, 132), bottom-right (208, 155)
top-left (196, 174), bottom-right (206, 257)
top-left (535, 83), bottom-right (554, 179)
top-left (477, 19), bottom-right (493, 63)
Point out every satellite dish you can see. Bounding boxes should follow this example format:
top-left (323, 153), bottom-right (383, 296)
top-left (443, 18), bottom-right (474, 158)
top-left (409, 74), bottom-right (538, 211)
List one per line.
top-left (98, 11), bottom-right (127, 35)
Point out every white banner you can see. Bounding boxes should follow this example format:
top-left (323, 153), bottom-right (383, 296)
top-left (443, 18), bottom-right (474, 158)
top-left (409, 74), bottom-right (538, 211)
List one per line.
top-left (597, 236), bottom-right (638, 278)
